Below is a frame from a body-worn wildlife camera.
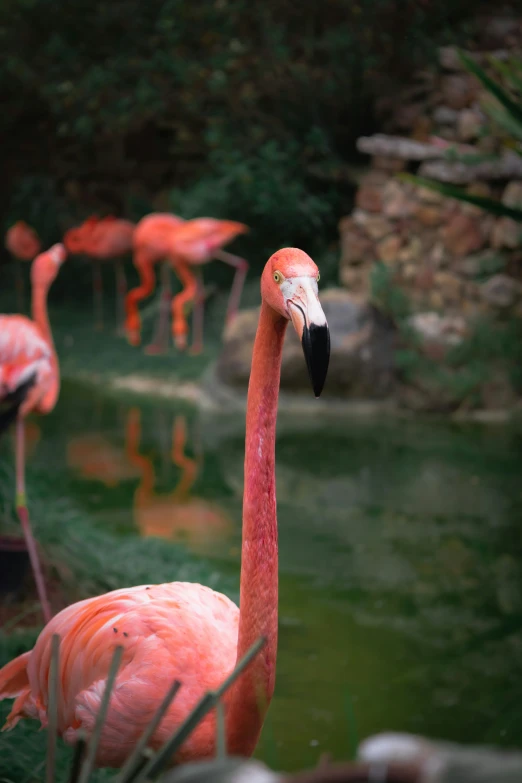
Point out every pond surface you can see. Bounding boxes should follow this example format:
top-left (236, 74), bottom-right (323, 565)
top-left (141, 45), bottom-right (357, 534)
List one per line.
top-left (3, 379), bottom-right (522, 770)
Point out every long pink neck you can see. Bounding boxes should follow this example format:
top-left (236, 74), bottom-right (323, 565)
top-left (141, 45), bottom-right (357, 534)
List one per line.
top-left (32, 282), bottom-right (59, 409)
top-left (32, 283), bottom-right (53, 350)
top-left (226, 300), bottom-right (287, 755)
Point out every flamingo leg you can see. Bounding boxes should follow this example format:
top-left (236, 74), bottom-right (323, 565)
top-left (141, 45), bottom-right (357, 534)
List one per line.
top-left (214, 250), bottom-right (249, 327)
top-left (145, 262), bottom-right (171, 356)
top-left (125, 251), bottom-right (155, 347)
top-left (14, 261), bottom-right (25, 313)
top-left (189, 269), bottom-right (205, 355)
top-left (15, 417), bottom-right (51, 624)
top-left (92, 261), bottom-right (103, 331)
top-left (115, 259), bottom-right (127, 336)
top-left (171, 263), bottom-right (197, 351)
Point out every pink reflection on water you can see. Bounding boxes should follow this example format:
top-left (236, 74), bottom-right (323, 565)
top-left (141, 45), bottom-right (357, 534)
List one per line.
top-left (126, 408), bottom-right (233, 553)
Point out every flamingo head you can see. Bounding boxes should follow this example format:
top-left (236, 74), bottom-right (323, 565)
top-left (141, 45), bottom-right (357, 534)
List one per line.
top-left (261, 247), bottom-right (330, 397)
top-left (31, 243), bottom-right (67, 287)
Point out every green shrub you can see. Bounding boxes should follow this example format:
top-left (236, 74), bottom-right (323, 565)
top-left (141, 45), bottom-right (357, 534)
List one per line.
top-left (1, 0), bottom-right (480, 271)
top-left (369, 261), bottom-right (411, 321)
top-left (169, 137), bottom-right (340, 267)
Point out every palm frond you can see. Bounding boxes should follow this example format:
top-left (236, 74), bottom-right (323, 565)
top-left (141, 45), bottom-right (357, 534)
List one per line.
top-left (399, 174), bottom-right (522, 222)
top-left (483, 104), bottom-right (522, 147)
top-left (458, 51), bottom-right (522, 125)
top-left (489, 56), bottom-right (522, 97)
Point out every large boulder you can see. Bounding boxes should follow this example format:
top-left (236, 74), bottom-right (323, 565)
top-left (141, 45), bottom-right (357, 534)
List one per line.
top-left (217, 289), bottom-right (396, 398)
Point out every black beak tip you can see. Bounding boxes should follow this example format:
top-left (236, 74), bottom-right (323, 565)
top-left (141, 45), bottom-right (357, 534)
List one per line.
top-left (302, 323), bottom-right (330, 398)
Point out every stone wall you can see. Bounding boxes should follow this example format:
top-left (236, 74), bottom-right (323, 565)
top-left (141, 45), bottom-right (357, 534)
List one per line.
top-left (336, 10), bottom-right (522, 412)
top-left (340, 175), bottom-right (522, 317)
top-left (341, 9), bottom-right (522, 315)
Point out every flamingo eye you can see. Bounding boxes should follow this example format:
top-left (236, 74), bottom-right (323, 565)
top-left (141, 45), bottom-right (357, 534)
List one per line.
top-left (273, 271), bottom-right (282, 284)
top-left (317, 272), bottom-right (320, 282)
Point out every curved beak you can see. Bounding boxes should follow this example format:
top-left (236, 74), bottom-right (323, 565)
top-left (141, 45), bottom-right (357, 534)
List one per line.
top-left (286, 278), bottom-right (330, 397)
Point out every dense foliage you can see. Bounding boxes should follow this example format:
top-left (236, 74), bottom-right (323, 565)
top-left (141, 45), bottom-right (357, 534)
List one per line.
top-left (1, 0), bottom-right (482, 269)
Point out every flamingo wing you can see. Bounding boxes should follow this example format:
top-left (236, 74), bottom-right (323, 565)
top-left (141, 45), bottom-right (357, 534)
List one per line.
top-left (169, 219), bottom-right (248, 263)
top-left (133, 214), bottom-right (185, 260)
top-left (1, 582), bottom-right (239, 766)
top-left (88, 220), bottom-right (135, 257)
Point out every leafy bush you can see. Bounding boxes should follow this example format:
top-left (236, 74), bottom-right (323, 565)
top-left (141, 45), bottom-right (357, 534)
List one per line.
top-left (0, 0), bottom-right (480, 273)
top-left (2, 175), bottom-right (63, 245)
top-left (169, 137), bottom-right (341, 266)
top-left (369, 261), bottom-right (411, 321)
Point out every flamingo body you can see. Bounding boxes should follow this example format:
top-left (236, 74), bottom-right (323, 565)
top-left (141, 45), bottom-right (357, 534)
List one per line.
top-left (165, 219), bottom-right (248, 265)
top-left (64, 216), bottom-right (135, 331)
top-left (1, 582), bottom-right (239, 767)
top-left (62, 217), bottom-right (97, 255)
top-left (126, 214), bottom-right (249, 353)
top-left (5, 221), bottom-right (41, 261)
top-left (84, 217), bottom-right (135, 259)
top-left (133, 213), bottom-right (185, 259)
top-left (63, 216), bottom-right (134, 260)
top-left (0, 316), bottom-right (56, 416)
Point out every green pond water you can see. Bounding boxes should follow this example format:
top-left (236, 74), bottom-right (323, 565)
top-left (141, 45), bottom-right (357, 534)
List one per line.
top-left (2, 379), bottom-right (522, 771)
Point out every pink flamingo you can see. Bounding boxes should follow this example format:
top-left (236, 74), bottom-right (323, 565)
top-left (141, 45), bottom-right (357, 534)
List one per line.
top-left (63, 216), bottom-right (134, 332)
top-left (5, 221), bottom-right (42, 312)
top-left (125, 213), bottom-right (184, 355)
top-left (0, 244), bottom-right (67, 624)
top-left (165, 218), bottom-right (249, 354)
top-left (0, 248), bottom-right (329, 767)
top-left (125, 214), bottom-right (249, 355)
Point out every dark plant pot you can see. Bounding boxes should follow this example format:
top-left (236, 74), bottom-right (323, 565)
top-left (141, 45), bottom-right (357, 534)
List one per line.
top-left (0, 536), bottom-right (29, 594)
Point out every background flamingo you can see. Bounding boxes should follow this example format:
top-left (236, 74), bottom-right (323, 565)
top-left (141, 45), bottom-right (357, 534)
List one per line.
top-left (125, 213), bottom-right (184, 355)
top-left (125, 408), bottom-right (233, 552)
top-left (0, 247), bottom-right (329, 767)
top-left (64, 216), bottom-right (134, 332)
top-left (5, 221), bottom-right (42, 312)
top-left (0, 243), bottom-right (67, 624)
top-left (165, 218), bottom-right (249, 353)
top-left (125, 214), bottom-right (249, 355)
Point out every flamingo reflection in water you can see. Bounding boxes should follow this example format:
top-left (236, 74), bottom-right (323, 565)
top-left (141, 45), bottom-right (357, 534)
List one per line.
top-left (66, 432), bottom-right (141, 488)
top-left (125, 407), bottom-right (233, 553)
